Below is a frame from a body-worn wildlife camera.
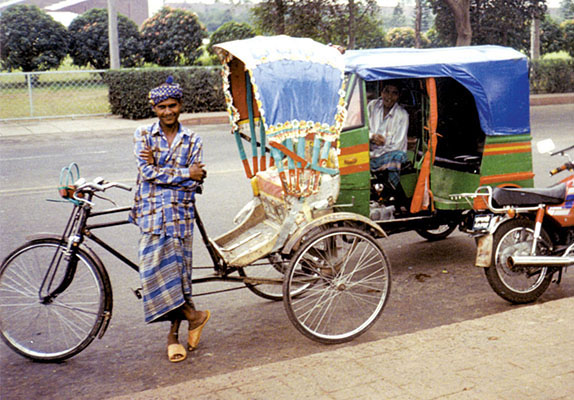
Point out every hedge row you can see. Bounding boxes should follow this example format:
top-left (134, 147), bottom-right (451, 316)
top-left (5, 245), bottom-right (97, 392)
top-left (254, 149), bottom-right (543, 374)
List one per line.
top-left (530, 58), bottom-right (574, 94)
top-left (104, 67), bottom-right (225, 119)
top-left (103, 59), bottom-right (573, 120)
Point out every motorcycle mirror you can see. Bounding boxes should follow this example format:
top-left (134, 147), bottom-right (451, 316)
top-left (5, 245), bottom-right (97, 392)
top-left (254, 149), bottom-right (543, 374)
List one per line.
top-left (536, 139), bottom-right (555, 154)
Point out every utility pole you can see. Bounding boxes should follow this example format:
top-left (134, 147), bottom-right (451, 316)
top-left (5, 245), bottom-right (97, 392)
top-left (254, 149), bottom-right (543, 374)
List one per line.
top-left (107, 0), bottom-right (120, 69)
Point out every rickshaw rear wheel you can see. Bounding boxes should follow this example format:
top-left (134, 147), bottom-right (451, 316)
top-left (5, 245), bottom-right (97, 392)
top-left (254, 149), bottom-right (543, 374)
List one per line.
top-left (415, 222), bottom-right (457, 241)
top-left (283, 227), bottom-right (391, 344)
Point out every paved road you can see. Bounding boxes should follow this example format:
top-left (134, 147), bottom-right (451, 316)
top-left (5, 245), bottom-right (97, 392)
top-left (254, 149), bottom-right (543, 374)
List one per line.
top-left (0, 104), bottom-right (572, 400)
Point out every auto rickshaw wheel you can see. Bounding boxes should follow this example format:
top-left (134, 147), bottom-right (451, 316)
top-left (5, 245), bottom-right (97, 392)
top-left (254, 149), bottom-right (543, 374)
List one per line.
top-left (415, 222), bottom-right (457, 241)
top-left (283, 226), bottom-right (391, 344)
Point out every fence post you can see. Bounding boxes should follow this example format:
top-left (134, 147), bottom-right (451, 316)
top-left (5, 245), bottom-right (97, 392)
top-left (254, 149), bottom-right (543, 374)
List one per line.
top-left (26, 73), bottom-right (34, 117)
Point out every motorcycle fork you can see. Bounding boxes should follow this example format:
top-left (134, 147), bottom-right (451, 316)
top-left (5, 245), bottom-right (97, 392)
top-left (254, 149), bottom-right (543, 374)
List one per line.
top-left (530, 206), bottom-right (546, 255)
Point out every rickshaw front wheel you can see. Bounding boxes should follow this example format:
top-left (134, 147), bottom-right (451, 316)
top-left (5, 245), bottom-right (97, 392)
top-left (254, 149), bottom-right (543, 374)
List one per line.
top-left (283, 227), bottom-right (391, 344)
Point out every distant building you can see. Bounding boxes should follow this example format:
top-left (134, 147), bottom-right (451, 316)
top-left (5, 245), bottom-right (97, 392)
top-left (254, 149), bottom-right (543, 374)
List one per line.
top-left (0, 0), bottom-right (149, 26)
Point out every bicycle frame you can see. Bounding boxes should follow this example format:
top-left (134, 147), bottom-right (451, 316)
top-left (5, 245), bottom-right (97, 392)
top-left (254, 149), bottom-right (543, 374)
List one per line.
top-left (45, 190), bottom-right (286, 307)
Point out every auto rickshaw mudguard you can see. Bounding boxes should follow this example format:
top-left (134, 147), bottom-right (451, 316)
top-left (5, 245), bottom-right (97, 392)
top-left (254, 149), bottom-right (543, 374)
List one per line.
top-left (280, 211), bottom-right (387, 255)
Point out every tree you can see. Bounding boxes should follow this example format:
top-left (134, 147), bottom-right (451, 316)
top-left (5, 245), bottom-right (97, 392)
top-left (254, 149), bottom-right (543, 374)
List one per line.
top-left (442, 0), bottom-right (471, 46)
top-left (561, 0), bottom-right (574, 20)
top-left (208, 22), bottom-right (256, 56)
top-left (251, 0), bottom-right (381, 48)
top-left (0, 5), bottom-right (68, 72)
top-left (415, 0), bottom-right (422, 48)
top-left (141, 7), bottom-right (207, 66)
top-left (421, 1), bottom-right (434, 31)
top-left (541, 16), bottom-right (564, 54)
top-left (354, 15), bottom-right (388, 49)
top-left (251, 0), bottom-right (288, 35)
top-left (68, 8), bottom-right (143, 70)
top-left (430, 0), bottom-right (546, 52)
top-left (563, 19), bottom-right (574, 57)
top-left (391, 1), bottom-right (407, 28)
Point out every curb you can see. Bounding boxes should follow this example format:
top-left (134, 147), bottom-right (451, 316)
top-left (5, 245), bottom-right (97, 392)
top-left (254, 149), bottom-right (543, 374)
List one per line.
top-left (530, 93), bottom-right (574, 106)
top-left (180, 112), bottom-right (229, 126)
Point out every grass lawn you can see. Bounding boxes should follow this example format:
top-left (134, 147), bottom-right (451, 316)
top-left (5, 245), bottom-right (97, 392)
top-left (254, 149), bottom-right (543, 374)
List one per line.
top-left (0, 84), bottom-right (109, 119)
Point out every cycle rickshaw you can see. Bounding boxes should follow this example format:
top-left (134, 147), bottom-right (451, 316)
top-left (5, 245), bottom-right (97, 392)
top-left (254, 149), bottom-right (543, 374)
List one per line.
top-left (0, 36), bottom-right (392, 362)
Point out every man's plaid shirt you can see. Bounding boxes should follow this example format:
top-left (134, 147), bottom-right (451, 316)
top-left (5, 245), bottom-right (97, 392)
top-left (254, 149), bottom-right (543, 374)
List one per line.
top-left (129, 122), bottom-right (203, 238)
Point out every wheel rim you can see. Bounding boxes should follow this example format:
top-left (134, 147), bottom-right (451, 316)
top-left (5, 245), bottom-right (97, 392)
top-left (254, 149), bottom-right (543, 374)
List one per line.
top-left (494, 227), bottom-right (548, 293)
top-left (241, 256), bottom-right (290, 301)
top-left (0, 243), bottom-right (104, 360)
top-left (286, 229), bottom-right (390, 342)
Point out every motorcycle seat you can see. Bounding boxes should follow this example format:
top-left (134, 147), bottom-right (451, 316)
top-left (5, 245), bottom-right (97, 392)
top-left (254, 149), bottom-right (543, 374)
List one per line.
top-left (492, 183), bottom-right (566, 207)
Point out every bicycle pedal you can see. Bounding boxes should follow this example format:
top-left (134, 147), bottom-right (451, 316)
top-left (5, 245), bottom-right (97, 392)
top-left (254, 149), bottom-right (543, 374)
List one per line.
top-left (132, 287), bottom-right (142, 299)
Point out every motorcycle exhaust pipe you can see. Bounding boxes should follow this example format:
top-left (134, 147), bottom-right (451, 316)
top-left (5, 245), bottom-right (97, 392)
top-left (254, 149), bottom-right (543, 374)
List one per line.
top-left (508, 255), bottom-right (574, 268)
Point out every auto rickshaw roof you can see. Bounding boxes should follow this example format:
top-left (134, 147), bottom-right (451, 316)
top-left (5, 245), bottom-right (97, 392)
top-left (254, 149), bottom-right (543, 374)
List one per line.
top-left (344, 45), bottom-right (530, 136)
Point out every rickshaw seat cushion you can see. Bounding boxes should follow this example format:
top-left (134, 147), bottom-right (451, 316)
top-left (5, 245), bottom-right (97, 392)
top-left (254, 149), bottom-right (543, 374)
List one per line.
top-left (254, 168), bottom-right (284, 202)
top-left (492, 183), bottom-right (566, 207)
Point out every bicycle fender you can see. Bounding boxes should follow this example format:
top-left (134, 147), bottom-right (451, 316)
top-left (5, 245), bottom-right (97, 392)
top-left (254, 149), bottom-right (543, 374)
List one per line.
top-left (25, 232), bottom-right (65, 242)
top-left (281, 212), bottom-right (387, 255)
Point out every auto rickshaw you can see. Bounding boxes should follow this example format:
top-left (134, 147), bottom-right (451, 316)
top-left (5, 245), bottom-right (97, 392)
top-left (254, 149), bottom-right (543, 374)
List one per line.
top-left (339, 45), bottom-right (534, 240)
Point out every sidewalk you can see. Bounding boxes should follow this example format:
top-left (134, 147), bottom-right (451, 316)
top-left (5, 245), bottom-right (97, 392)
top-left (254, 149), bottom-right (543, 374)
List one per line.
top-left (0, 93), bottom-right (572, 138)
top-left (109, 296), bottom-right (574, 400)
top-left (0, 111), bottom-right (229, 138)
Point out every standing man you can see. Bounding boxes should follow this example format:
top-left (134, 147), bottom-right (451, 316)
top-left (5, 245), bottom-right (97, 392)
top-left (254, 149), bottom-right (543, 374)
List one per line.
top-left (130, 76), bottom-right (210, 363)
top-left (368, 80), bottom-right (410, 212)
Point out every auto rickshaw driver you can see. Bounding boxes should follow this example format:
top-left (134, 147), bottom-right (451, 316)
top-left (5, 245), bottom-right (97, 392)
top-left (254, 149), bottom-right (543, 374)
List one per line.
top-left (368, 80), bottom-right (410, 215)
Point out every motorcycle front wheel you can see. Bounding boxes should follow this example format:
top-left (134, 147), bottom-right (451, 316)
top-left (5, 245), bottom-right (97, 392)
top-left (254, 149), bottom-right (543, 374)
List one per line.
top-left (485, 219), bottom-right (553, 304)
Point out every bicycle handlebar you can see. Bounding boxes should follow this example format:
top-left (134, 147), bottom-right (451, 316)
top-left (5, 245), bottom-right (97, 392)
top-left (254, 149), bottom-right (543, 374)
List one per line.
top-left (72, 178), bottom-right (131, 205)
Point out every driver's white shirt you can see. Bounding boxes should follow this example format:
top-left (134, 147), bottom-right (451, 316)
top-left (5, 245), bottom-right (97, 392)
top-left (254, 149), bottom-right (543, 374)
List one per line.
top-left (367, 99), bottom-right (409, 159)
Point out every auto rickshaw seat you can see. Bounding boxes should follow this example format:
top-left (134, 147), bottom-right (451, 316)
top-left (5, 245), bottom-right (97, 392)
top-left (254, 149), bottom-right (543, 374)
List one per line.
top-left (433, 155), bottom-right (480, 174)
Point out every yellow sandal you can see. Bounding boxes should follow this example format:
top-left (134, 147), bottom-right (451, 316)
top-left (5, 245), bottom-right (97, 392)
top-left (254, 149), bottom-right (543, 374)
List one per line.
top-left (167, 343), bottom-right (187, 363)
top-left (187, 310), bottom-right (210, 351)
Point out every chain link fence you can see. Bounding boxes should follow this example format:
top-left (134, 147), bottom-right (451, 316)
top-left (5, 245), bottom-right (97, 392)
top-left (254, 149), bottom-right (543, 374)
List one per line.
top-left (0, 70), bottom-right (110, 121)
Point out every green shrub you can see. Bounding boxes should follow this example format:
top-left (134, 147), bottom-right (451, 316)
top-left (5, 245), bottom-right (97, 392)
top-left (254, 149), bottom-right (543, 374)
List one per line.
top-left (104, 67), bottom-right (226, 119)
top-left (530, 58), bottom-right (574, 93)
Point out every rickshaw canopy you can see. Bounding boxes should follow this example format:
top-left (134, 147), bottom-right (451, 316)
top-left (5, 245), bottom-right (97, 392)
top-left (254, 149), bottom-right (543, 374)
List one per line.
top-left (214, 35), bottom-right (346, 143)
top-left (344, 46), bottom-right (530, 137)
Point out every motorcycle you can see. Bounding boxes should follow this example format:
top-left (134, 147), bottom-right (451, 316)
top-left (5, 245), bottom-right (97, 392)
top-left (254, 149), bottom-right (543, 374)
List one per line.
top-left (453, 139), bottom-right (574, 303)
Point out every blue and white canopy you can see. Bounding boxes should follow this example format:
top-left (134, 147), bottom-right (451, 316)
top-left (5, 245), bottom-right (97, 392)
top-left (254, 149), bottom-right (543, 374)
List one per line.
top-left (215, 35), bottom-right (346, 142)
